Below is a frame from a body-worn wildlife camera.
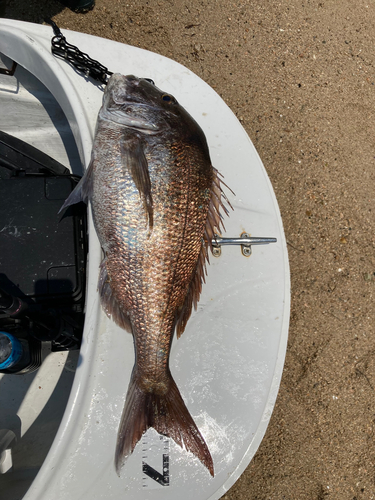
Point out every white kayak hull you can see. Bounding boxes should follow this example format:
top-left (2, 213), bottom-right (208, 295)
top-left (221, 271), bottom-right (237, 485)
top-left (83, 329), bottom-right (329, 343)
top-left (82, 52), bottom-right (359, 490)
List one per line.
top-left (0, 19), bottom-right (290, 500)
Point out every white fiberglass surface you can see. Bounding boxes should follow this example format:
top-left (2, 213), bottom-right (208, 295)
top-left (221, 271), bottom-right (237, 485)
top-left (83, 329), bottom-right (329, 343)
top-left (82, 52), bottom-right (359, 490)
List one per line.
top-left (0, 20), bottom-right (289, 500)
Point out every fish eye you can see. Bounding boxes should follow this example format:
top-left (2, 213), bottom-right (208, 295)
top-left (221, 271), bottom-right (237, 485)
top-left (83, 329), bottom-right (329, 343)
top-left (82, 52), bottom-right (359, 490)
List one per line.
top-left (162, 94), bottom-right (174, 103)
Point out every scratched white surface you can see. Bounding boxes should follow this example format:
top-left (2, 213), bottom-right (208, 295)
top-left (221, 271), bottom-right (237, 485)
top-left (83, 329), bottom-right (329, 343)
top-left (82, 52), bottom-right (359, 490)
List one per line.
top-left (0, 20), bottom-right (290, 500)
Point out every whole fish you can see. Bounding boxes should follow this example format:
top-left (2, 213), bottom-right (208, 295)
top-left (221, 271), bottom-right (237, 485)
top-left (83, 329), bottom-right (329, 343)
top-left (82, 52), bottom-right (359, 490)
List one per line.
top-left (61, 73), bottom-right (231, 477)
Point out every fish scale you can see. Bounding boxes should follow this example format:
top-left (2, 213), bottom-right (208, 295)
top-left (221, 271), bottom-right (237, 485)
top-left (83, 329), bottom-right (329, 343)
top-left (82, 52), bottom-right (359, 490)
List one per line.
top-left (60, 73), bottom-right (231, 478)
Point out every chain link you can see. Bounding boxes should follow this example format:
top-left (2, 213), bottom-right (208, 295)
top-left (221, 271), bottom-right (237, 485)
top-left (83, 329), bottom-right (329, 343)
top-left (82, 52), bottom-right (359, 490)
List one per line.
top-left (48, 20), bottom-right (113, 85)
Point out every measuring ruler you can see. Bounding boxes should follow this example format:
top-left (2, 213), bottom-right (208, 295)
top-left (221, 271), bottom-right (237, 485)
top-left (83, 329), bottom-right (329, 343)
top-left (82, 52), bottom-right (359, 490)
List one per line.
top-left (142, 432), bottom-right (170, 489)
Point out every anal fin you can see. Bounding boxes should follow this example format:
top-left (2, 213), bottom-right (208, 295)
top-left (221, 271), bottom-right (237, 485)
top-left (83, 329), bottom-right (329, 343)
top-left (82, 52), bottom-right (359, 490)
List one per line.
top-left (98, 259), bottom-right (132, 333)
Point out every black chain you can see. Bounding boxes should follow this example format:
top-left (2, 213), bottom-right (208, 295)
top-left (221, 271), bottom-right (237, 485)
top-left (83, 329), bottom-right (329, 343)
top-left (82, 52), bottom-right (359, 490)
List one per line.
top-left (47, 20), bottom-right (113, 85)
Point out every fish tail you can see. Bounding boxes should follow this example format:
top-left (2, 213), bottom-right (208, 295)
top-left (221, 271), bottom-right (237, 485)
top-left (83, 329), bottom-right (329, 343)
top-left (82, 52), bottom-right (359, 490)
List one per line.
top-left (115, 371), bottom-right (214, 477)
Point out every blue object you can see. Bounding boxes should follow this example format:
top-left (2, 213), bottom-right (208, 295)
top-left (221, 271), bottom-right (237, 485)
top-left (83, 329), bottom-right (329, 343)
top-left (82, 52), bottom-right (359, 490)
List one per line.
top-left (0, 331), bottom-right (23, 369)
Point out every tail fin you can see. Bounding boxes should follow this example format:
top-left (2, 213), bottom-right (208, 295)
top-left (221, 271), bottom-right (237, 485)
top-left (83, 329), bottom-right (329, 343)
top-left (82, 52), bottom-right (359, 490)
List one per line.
top-left (115, 371), bottom-right (214, 476)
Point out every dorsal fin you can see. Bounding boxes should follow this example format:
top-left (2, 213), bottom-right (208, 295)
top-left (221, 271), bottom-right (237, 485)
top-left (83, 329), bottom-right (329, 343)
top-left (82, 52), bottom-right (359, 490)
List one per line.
top-left (175, 167), bottom-right (233, 338)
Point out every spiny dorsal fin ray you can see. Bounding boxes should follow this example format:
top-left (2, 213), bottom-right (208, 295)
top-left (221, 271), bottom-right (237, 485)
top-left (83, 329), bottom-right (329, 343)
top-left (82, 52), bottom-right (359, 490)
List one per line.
top-left (175, 167), bottom-right (233, 338)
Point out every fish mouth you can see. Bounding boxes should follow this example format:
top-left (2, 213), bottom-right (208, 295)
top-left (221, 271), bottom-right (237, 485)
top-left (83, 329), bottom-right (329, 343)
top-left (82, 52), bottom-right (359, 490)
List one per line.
top-left (99, 106), bottom-right (160, 133)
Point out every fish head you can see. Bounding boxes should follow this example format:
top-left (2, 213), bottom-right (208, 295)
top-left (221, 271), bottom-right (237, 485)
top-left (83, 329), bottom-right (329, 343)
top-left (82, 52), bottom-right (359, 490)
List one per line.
top-left (100, 73), bottom-right (201, 137)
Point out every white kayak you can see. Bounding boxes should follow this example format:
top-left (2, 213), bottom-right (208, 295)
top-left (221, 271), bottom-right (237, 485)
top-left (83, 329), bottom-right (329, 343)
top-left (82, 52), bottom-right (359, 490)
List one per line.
top-left (0, 19), bottom-right (290, 500)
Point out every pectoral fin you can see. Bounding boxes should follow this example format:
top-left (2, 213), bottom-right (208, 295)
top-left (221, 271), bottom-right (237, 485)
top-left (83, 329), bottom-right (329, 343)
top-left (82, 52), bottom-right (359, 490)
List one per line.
top-left (121, 136), bottom-right (153, 230)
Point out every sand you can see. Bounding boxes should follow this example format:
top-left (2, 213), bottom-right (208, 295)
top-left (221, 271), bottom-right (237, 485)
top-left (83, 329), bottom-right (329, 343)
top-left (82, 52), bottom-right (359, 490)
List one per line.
top-left (2, 0), bottom-right (375, 498)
